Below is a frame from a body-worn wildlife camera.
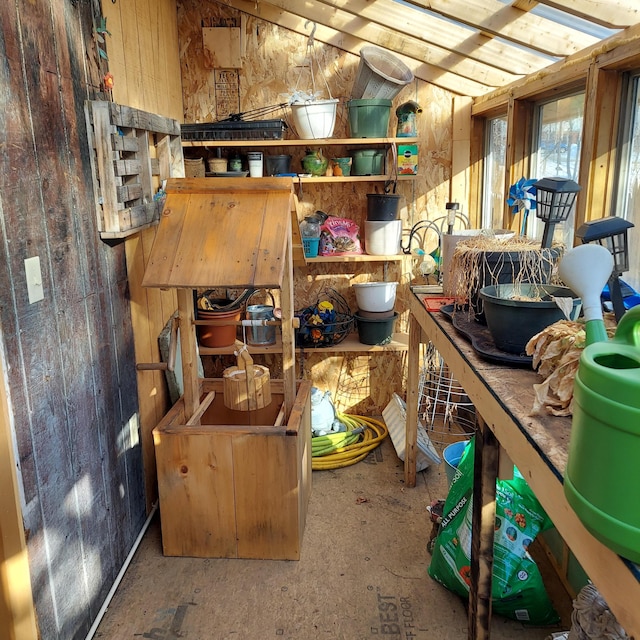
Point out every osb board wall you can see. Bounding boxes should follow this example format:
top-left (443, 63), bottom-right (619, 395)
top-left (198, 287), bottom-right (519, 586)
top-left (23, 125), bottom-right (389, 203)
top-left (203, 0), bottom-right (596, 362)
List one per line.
top-left (176, 0), bottom-right (455, 412)
top-left (103, 0), bottom-right (184, 510)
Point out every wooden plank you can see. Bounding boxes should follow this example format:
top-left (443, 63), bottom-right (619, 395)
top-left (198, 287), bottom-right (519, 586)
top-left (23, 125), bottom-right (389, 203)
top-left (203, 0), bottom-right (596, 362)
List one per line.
top-left (112, 134), bottom-right (139, 153)
top-left (176, 288), bottom-right (200, 418)
top-left (468, 419), bottom-right (499, 640)
top-left (86, 100), bottom-right (120, 232)
top-left (154, 427), bottom-right (238, 557)
top-left (109, 102), bottom-right (181, 136)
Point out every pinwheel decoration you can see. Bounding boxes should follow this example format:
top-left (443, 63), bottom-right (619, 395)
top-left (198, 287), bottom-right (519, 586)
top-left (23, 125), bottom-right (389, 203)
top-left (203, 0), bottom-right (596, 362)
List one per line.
top-left (507, 177), bottom-right (537, 236)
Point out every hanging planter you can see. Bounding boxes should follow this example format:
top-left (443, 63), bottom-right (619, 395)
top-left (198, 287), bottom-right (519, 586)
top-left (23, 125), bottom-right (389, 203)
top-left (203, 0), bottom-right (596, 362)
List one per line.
top-left (288, 22), bottom-right (339, 140)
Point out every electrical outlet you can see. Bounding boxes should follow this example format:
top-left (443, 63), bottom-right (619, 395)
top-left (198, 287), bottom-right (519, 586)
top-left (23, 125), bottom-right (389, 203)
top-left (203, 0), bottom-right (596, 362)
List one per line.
top-left (25, 256), bottom-right (44, 304)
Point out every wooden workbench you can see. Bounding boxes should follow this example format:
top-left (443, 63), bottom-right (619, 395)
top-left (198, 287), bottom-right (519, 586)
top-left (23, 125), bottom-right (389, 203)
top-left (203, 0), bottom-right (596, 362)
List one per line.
top-left (405, 292), bottom-right (640, 639)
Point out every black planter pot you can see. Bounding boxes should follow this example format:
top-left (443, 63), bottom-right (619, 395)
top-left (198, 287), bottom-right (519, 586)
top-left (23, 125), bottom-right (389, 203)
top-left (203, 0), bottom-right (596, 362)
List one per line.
top-left (366, 193), bottom-right (401, 220)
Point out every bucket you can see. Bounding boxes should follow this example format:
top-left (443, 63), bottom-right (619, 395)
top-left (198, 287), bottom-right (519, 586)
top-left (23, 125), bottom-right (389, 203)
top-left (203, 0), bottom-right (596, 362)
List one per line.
top-left (347, 99), bottom-right (392, 138)
top-left (246, 304), bottom-right (276, 346)
top-left (290, 99), bottom-right (338, 139)
top-left (367, 193), bottom-right (401, 220)
top-left (352, 281), bottom-right (398, 312)
top-left (351, 149), bottom-right (385, 176)
top-left (197, 306), bottom-right (241, 348)
top-left (265, 154), bottom-right (292, 176)
top-left (351, 46), bottom-right (414, 100)
top-left (364, 220), bottom-right (402, 256)
top-left (443, 440), bottom-right (470, 486)
top-left (355, 311), bottom-right (398, 345)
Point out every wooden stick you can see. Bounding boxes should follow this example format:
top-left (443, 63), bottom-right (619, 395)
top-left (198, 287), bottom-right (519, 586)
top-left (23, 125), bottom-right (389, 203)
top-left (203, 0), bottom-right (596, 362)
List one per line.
top-left (186, 391), bottom-right (216, 426)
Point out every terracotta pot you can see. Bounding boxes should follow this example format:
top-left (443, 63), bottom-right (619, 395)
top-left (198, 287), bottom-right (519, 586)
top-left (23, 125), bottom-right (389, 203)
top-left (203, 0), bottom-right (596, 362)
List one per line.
top-left (197, 308), bottom-right (241, 347)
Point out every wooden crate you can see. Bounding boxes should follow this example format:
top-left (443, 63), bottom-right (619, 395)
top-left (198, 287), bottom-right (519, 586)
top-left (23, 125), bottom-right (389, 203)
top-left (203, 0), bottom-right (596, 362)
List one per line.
top-left (85, 101), bottom-right (184, 239)
top-left (153, 380), bottom-right (312, 560)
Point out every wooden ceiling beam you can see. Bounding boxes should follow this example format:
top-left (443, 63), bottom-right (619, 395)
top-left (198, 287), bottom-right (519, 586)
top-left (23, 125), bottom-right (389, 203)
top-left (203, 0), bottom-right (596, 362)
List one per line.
top-left (219, 0), bottom-right (494, 96)
top-left (315, 0), bottom-right (552, 77)
top-left (269, 0), bottom-right (517, 87)
top-left (401, 0), bottom-right (598, 57)
top-left (534, 0), bottom-right (639, 30)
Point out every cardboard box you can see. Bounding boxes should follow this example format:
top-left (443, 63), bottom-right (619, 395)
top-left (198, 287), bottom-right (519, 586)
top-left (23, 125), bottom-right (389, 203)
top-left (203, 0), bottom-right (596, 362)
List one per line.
top-left (397, 144), bottom-right (418, 175)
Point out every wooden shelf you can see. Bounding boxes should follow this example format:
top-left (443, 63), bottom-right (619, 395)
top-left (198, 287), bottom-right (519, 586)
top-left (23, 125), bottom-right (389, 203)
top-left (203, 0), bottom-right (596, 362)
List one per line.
top-left (299, 333), bottom-right (408, 353)
top-left (297, 174), bottom-right (414, 183)
top-left (302, 254), bottom-right (406, 263)
top-left (183, 137), bottom-right (418, 148)
top-left (198, 332), bottom-right (408, 356)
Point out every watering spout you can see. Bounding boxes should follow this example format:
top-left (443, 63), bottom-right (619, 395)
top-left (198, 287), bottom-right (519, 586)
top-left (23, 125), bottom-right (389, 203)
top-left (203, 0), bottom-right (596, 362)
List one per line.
top-left (558, 244), bottom-right (613, 345)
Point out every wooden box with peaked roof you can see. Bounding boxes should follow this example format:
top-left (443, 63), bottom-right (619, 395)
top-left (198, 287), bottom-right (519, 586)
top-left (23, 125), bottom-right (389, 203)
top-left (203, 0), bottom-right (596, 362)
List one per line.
top-left (143, 177), bottom-right (311, 559)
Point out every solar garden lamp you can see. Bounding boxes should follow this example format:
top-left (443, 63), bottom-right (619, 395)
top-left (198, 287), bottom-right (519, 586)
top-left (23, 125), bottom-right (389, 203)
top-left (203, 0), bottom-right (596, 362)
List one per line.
top-left (575, 216), bottom-right (635, 322)
top-left (534, 177), bottom-right (581, 249)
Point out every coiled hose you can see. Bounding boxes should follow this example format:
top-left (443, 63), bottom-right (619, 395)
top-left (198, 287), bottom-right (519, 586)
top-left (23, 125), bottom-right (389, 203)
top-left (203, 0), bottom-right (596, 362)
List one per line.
top-left (311, 414), bottom-right (388, 470)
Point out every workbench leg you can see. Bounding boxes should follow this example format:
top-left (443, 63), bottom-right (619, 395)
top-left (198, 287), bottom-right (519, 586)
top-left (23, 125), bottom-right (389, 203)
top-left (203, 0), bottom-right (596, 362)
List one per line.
top-left (404, 314), bottom-right (423, 487)
top-left (468, 416), bottom-right (499, 640)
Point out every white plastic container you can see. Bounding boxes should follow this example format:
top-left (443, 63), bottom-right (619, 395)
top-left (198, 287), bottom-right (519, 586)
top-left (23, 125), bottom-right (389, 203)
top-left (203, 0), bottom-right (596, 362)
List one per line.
top-left (364, 219), bottom-right (402, 255)
top-left (290, 99), bottom-right (339, 139)
top-left (352, 281), bottom-right (399, 312)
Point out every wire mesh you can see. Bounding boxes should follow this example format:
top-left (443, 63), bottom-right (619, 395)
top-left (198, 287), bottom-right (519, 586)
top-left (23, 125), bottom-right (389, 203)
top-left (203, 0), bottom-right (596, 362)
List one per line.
top-left (417, 342), bottom-right (476, 453)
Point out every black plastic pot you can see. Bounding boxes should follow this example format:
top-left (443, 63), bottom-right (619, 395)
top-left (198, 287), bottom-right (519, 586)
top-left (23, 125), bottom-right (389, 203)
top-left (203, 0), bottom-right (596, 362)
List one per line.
top-left (468, 247), bottom-right (561, 323)
top-left (355, 311), bottom-right (398, 345)
top-left (480, 284), bottom-right (581, 354)
top-left (367, 193), bottom-right (401, 220)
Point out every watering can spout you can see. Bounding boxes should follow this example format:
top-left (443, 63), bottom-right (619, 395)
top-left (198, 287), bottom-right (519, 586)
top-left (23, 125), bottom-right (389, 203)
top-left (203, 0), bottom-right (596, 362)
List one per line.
top-left (558, 244), bottom-right (614, 345)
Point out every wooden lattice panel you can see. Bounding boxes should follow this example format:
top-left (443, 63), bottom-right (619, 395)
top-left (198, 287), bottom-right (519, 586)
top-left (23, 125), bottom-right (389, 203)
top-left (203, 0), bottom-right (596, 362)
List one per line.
top-left (85, 100), bottom-right (184, 239)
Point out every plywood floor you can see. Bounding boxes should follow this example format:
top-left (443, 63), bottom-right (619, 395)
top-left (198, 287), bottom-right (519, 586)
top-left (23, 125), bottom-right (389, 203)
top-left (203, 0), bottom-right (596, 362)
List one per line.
top-left (95, 438), bottom-right (571, 639)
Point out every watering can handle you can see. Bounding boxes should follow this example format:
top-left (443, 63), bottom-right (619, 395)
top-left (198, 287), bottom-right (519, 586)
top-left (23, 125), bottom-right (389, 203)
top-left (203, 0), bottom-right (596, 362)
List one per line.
top-left (612, 305), bottom-right (640, 348)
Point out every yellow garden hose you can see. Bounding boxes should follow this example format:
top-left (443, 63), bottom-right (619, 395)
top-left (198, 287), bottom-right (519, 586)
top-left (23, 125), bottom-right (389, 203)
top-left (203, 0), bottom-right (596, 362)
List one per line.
top-left (311, 414), bottom-right (388, 470)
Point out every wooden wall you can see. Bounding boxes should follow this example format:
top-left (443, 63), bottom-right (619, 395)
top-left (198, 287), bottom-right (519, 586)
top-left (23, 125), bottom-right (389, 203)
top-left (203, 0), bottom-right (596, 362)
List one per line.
top-left (102, 0), bottom-right (184, 512)
top-left (0, 0), bottom-right (181, 638)
top-left (176, 0), bottom-right (456, 413)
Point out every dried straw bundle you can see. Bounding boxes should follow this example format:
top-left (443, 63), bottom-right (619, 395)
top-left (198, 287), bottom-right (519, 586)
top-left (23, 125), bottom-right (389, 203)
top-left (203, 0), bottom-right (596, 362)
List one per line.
top-left (448, 235), bottom-right (564, 317)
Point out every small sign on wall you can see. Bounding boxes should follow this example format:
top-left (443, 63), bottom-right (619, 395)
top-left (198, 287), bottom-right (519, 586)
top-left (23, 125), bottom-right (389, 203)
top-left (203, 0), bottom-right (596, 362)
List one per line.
top-left (215, 70), bottom-right (240, 120)
top-left (203, 26), bottom-right (242, 68)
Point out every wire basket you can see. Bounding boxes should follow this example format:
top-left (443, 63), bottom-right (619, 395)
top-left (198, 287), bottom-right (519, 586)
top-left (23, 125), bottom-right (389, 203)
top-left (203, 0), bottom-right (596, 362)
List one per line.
top-left (417, 342), bottom-right (476, 453)
top-left (296, 288), bottom-right (355, 348)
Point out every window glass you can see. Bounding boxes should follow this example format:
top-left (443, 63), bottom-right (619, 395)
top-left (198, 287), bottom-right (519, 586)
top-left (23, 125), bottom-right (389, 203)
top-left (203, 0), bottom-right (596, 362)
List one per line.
top-left (482, 116), bottom-right (507, 230)
top-left (616, 75), bottom-right (640, 292)
top-left (531, 94), bottom-right (584, 245)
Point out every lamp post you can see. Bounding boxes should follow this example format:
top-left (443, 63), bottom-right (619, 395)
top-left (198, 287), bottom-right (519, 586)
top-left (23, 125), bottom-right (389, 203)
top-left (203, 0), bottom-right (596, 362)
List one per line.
top-left (534, 177), bottom-right (581, 248)
top-left (575, 216), bottom-right (635, 321)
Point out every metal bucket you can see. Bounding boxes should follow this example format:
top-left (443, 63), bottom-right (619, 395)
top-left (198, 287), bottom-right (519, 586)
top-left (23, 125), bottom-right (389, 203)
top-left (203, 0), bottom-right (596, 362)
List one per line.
top-left (246, 304), bottom-right (276, 345)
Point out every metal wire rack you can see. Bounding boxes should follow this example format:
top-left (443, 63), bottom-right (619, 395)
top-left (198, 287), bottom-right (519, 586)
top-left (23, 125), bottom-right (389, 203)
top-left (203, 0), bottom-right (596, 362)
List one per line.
top-left (417, 342), bottom-right (477, 453)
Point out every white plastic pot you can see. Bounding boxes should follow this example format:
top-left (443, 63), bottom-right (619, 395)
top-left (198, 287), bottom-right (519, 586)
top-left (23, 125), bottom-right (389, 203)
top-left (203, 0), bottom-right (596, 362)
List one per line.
top-left (290, 99), bottom-right (339, 139)
top-left (352, 281), bottom-right (399, 312)
top-left (364, 219), bottom-right (402, 255)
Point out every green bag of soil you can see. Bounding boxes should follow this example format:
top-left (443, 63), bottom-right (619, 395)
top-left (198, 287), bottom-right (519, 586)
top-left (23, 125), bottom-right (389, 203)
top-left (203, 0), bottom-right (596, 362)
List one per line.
top-left (428, 438), bottom-right (560, 626)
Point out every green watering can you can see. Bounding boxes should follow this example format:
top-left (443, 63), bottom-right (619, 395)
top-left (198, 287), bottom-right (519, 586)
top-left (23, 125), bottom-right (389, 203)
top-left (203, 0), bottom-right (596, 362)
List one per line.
top-left (559, 244), bottom-right (640, 563)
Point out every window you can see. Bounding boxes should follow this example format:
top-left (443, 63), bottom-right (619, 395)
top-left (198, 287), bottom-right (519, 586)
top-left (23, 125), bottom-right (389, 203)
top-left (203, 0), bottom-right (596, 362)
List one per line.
top-left (531, 93), bottom-right (585, 245)
top-left (482, 115), bottom-right (507, 230)
top-left (615, 73), bottom-right (640, 292)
